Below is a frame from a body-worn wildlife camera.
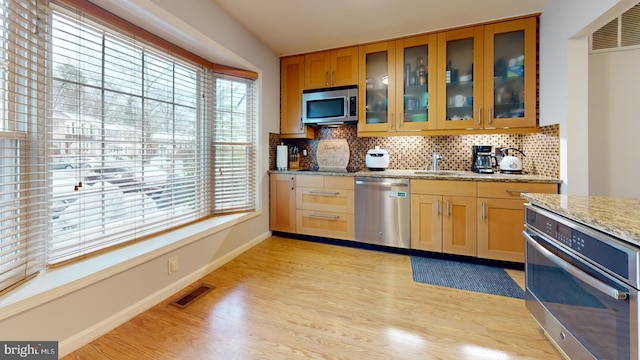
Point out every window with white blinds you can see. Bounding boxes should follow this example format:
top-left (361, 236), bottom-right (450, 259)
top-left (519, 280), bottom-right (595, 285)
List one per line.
top-left (210, 73), bottom-right (256, 213)
top-left (0, 0), bottom-right (47, 291)
top-left (47, 8), bottom-right (210, 264)
top-left (0, 0), bottom-right (258, 292)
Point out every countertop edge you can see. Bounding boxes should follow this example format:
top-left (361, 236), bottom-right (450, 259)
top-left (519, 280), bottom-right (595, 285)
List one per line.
top-left (522, 193), bottom-right (640, 246)
top-left (269, 169), bottom-right (562, 184)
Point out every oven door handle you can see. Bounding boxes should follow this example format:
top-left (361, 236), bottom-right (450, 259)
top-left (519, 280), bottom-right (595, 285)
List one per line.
top-left (525, 232), bottom-right (629, 301)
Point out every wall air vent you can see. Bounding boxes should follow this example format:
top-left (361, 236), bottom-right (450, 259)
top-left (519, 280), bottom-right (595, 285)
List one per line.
top-left (591, 3), bottom-right (640, 51)
top-left (622, 4), bottom-right (640, 47)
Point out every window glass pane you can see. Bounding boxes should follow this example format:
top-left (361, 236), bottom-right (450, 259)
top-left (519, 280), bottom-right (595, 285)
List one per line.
top-left (48, 9), bottom-right (206, 264)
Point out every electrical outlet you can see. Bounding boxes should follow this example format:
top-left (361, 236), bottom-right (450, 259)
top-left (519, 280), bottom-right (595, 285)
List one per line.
top-left (168, 256), bottom-right (179, 275)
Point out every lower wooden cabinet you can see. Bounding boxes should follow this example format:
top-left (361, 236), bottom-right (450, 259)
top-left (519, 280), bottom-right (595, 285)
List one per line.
top-left (295, 175), bottom-right (354, 240)
top-left (410, 180), bottom-right (477, 257)
top-left (477, 182), bottom-right (558, 262)
top-left (271, 174), bottom-right (559, 263)
top-left (270, 174), bottom-right (296, 232)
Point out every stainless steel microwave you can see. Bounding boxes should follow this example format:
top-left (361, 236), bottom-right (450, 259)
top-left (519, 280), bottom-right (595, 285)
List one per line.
top-left (302, 85), bottom-right (357, 125)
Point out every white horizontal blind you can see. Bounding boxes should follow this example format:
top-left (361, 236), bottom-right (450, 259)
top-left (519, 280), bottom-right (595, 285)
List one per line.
top-left (48, 7), bottom-right (209, 264)
top-left (210, 72), bottom-right (256, 213)
top-left (0, 0), bottom-right (47, 291)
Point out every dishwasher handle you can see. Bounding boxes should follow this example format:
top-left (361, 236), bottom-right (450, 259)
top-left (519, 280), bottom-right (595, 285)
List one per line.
top-left (355, 178), bottom-right (409, 188)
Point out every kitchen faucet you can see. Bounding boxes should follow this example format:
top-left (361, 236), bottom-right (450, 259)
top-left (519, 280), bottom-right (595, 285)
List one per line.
top-left (432, 150), bottom-right (442, 171)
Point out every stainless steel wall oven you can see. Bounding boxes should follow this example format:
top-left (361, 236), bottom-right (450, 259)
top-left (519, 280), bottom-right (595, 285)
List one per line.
top-left (523, 204), bottom-right (640, 360)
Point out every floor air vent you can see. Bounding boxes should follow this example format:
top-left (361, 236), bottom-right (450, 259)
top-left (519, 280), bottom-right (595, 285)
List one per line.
top-left (170, 283), bottom-right (214, 308)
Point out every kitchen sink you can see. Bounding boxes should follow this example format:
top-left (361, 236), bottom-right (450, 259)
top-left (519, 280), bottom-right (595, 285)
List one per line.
top-left (413, 170), bottom-right (467, 175)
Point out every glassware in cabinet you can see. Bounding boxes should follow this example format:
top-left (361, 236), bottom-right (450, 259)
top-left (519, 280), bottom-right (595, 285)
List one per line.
top-left (483, 17), bottom-right (537, 129)
top-left (358, 41), bottom-right (396, 133)
top-left (436, 26), bottom-right (484, 130)
top-left (396, 34), bottom-right (437, 131)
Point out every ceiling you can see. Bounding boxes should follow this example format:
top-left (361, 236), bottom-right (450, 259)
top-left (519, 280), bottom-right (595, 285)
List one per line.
top-left (211, 0), bottom-right (552, 56)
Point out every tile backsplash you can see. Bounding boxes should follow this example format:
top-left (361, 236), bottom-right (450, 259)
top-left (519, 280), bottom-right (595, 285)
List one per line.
top-left (270, 124), bottom-right (560, 178)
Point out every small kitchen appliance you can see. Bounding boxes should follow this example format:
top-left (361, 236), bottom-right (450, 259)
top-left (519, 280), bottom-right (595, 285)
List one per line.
top-left (499, 147), bottom-right (525, 174)
top-left (302, 85), bottom-right (358, 126)
top-left (471, 145), bottom-right (495, 174)
top-left (365, 146), bottom-right (390, 171)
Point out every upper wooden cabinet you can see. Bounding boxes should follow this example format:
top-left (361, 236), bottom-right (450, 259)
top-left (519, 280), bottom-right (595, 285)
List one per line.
top-left (280, 15), bottom-right (539, 137)
top-left (395, 34), bottom-right (438, 132)
top-left (358, 41), bottom-right (396, 133)
top-left (437, 17), bottom-right (537, 130)
top-left (305, 47), bottom-right (359, 89)
top-left (280, 56), bottom-right (314, 138)
top-left (358, 35), bottom-right (438, 135)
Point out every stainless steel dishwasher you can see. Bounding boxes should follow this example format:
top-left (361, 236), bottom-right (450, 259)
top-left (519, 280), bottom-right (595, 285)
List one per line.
top-left (354, 177), bottom-right (410, 248)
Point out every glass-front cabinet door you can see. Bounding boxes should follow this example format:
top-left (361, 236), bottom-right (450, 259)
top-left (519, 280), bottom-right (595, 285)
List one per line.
top-left (395, 34), bottom-right (437, 131)
top-left (436, 27), bottom-right (484, 130)
top-left (358, 41), bottom-right (396, 133)
top-left (483, 17), bottom-right (536, 128)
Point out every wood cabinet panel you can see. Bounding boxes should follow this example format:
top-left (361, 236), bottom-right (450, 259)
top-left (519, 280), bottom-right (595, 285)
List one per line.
top-left (280, 56), bottom-right (314, 138)
top-left (294, 174), bottom-right (355, 240)
top-left (270, 174), bottom-right (296, 232)
top-left (477, 198), bottom-right (527, 262)
top-left (477, 182), bottom-right (557, 199)
top-left (296, 188), bottom-right (354, 214)
top-left (477, 181), bottom-right (557, 262)
top-left (442, 195), bottom-right (477, 256)
top-left (296, 210), bottom-right (354, 240)
top-left (305, 47), bottom-right (358, 89)
top-left (296, 174), bottom-right (324, 188)
top-left (410, 194), bottom-right (443, 252)
top-left (411, 179), bottom-right (476, 196)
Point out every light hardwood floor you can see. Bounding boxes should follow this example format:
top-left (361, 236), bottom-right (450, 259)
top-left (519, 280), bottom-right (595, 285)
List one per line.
top-left (64, 236), bottom-right (561, 359)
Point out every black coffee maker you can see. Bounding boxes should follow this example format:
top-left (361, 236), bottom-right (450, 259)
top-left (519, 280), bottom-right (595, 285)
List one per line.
top-left (472, 145), bottom-right (495, 174)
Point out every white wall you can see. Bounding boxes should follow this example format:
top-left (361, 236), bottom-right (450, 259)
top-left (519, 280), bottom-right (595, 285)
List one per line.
top-left (589, 48), bottom-right (640, 198)
top-left (0, 0), bottom-right (279, 356)
top-left (540, 0), bottom-right (637, 194)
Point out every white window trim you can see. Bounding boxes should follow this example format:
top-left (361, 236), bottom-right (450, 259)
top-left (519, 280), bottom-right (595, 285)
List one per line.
top-left (0, 211), bottom-right (261, 322)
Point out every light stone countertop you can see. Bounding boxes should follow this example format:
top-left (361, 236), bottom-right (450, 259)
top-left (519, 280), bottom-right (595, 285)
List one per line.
top-left (270, 169), bottom-right (562, 184)
top-left (522, 193), bottom-right (640, 246)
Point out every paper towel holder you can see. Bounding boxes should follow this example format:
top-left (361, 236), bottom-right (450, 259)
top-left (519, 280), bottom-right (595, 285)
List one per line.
top-left (276, 143), bottom-right (288, 171)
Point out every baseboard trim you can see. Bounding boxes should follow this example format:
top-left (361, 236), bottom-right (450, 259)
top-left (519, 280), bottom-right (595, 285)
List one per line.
top-left (58, 231), bottom-right (271, 357)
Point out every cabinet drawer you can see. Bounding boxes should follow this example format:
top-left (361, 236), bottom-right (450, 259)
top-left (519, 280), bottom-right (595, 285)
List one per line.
top-left (296, 187), bottom-right (354, 214)
top-left (324, 176), bottom-right (354, 190)
top-left (296, 210), bottom-right (354, 240)
top-left (477, 182), bottom-right (557, 199)
top-left (296, 175), bottom-right (324, 187)
top-left (411, 180), bottom-right (476, 196)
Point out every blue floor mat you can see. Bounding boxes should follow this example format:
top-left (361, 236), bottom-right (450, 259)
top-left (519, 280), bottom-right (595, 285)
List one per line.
top-left (410, 256), bottom-right (524, 299)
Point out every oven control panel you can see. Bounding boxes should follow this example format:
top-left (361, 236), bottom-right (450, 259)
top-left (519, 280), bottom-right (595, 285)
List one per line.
top-left (525, 205), bottom-right (635, 283)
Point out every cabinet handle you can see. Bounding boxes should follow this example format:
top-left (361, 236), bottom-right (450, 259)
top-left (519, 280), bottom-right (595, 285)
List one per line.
top-left (325, 72), bottom-right (329, 86)
top-left (331, 70), bottom-right (335, 85)
top-left (389, 113), bottom-right (394, 130)
top-left (477, 108), bottom-right (481, 125)
top-left (506, 189), bottom-right (529, 194)
top-left (488, 107), bottom-right (493, 125)
top-left (309, 189), bottom-right (339, 196)
top-left (290, 177), bottom-right (294, 191)
top-left (436, 199), bottom-right (440, 216)
top-left (309, 213), bottom-right (340, 220)
top-left (299, 117), bottom-right (303, 130)
top-left (446, 200), bottom-right (451, 217)
top-left (481, 201), bottom-right (486, 220)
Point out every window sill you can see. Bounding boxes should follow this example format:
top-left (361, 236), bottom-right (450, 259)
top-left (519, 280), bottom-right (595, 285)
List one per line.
top-left (0, 212), bottom-right (259, 321)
